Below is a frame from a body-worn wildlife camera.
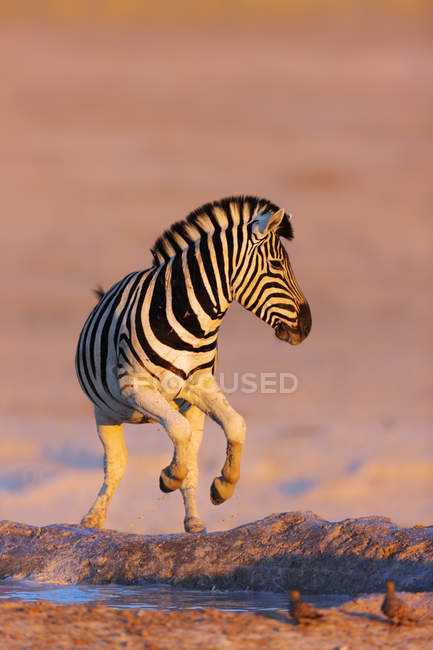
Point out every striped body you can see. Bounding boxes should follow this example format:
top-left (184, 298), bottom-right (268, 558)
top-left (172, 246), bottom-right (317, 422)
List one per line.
top-left (76, 196), bottom-right (311, 532)
top-left (76, 267), bottom-right (220, 424)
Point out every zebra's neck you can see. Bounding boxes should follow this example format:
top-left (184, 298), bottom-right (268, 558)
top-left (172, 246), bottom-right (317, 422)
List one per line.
top-left (153, 233), bottom-right (233, 339)
top-left (149, 195), bottom-right (291, 336)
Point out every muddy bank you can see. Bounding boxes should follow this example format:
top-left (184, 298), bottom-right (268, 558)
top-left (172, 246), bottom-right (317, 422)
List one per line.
top-left (0, 512), bottom-right (431, 592)
top-left (0, 596), bottom-right (432, 650)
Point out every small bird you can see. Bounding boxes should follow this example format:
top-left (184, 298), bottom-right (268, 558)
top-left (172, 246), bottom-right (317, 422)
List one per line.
top-left (289, 590), bottom-right (323, 624)
top-left (381, 581), bottom-right (417, 625)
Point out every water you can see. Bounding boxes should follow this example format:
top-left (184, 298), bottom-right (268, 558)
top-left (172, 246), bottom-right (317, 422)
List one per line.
top-left (0, 580), bottom-right (350, 612)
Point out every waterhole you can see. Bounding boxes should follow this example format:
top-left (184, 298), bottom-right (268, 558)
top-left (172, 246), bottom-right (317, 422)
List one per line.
top-left (0, 580), bottom-right (350, 612)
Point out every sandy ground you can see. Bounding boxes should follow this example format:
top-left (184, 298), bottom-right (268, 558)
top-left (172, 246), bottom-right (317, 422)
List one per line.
top-left (0, 594), bottom-right (432, 649)
top-left (0, 6), bottom-right (432, 537)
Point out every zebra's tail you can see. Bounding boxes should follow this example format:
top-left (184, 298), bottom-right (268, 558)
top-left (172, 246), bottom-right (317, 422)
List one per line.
top-left (93, 286), bottom-right (105, 302)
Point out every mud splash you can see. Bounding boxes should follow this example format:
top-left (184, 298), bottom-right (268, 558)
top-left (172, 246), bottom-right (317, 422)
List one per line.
top-left (0, 512), bottom-right (432, 593)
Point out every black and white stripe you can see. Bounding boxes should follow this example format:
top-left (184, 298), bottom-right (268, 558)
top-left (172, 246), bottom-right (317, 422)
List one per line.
top-left (76, 195), bottom-right (311, 422)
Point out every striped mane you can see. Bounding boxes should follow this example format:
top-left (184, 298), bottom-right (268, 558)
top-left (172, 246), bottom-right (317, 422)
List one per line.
top-left (150, 195), bottom-right (294, 265)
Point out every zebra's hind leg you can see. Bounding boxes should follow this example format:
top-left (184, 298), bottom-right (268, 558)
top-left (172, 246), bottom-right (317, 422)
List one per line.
top-left (180, 405), bottom-right (206, 533)
top-left (81, 409), bottom-right (128, 529)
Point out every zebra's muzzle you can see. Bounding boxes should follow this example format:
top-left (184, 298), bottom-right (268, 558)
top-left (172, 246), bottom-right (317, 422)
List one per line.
top-left (274, 303), bottom-right (311, 345)
top-left (274, 320), bottom-right (301, 344)
top-left (274, 321), bottom-right (304, 345)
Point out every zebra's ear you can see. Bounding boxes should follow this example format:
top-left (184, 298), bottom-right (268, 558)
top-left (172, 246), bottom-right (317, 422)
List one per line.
top-left (252, 208), bottom-right (285, 236)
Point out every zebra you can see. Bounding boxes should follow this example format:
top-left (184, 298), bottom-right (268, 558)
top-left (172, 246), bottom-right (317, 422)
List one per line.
top-left (76, 195), bottom-right (311, 534)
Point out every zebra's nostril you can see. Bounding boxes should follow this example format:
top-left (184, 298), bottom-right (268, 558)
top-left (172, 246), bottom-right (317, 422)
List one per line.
top-left (274, 320), bottom-right (290, 341)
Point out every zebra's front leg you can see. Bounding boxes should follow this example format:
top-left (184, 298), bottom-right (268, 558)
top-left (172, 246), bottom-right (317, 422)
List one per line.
top-left (180, 405), bottom-right (206, 533)
top-left (81, 409), bottom-right (128, 528)
top-left (121, 385), bottom-right (190, 493)
top-left (182, 375), bottom-right (246, 506)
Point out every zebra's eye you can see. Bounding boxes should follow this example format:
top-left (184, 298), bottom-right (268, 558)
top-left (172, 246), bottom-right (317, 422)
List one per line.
top-left (269, 259), bottom-right (283, 270)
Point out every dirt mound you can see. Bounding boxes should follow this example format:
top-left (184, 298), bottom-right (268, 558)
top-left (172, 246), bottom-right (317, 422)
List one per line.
top-left (0, 512), bottom-right (432, 592)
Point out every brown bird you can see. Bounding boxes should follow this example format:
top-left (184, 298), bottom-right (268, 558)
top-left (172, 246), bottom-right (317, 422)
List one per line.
top-left (289, 590), bottom-right (324, 624)
top-left (381, 581), bottom-right (417, 625)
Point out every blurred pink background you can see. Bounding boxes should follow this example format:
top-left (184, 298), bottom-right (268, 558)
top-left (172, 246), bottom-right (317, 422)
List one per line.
top-left (1, 1), bottom-right (432, 533)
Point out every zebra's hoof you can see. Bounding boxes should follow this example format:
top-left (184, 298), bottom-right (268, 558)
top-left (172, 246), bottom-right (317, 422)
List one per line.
top-left (210, 476), bottom-right (235, 505)
top-left (80, 513), bottom-right (105, 529)
top-left (159, 464), bottom-right (187, 493)
top-left (184, 516), bottom-right (206, 534)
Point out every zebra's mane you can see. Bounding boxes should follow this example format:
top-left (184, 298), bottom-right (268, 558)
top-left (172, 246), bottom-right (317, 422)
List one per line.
top-left (151, 195), bottom-right (293, 265)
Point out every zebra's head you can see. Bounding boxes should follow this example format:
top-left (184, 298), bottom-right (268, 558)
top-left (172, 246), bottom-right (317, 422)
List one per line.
top-left (232, 207), bottom-right (311, 345)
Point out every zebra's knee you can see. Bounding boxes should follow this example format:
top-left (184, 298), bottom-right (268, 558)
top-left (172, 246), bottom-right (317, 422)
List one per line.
top-left (226, 413), bottom-right (246, 445)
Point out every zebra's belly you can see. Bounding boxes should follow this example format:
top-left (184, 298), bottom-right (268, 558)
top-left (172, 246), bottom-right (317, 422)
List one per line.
top-left (117, 368), bottom-right (186, 402)
top-left (122, 398), bottom-right (191, 425)
top-left (78, 340), bottom-right (206, 424)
